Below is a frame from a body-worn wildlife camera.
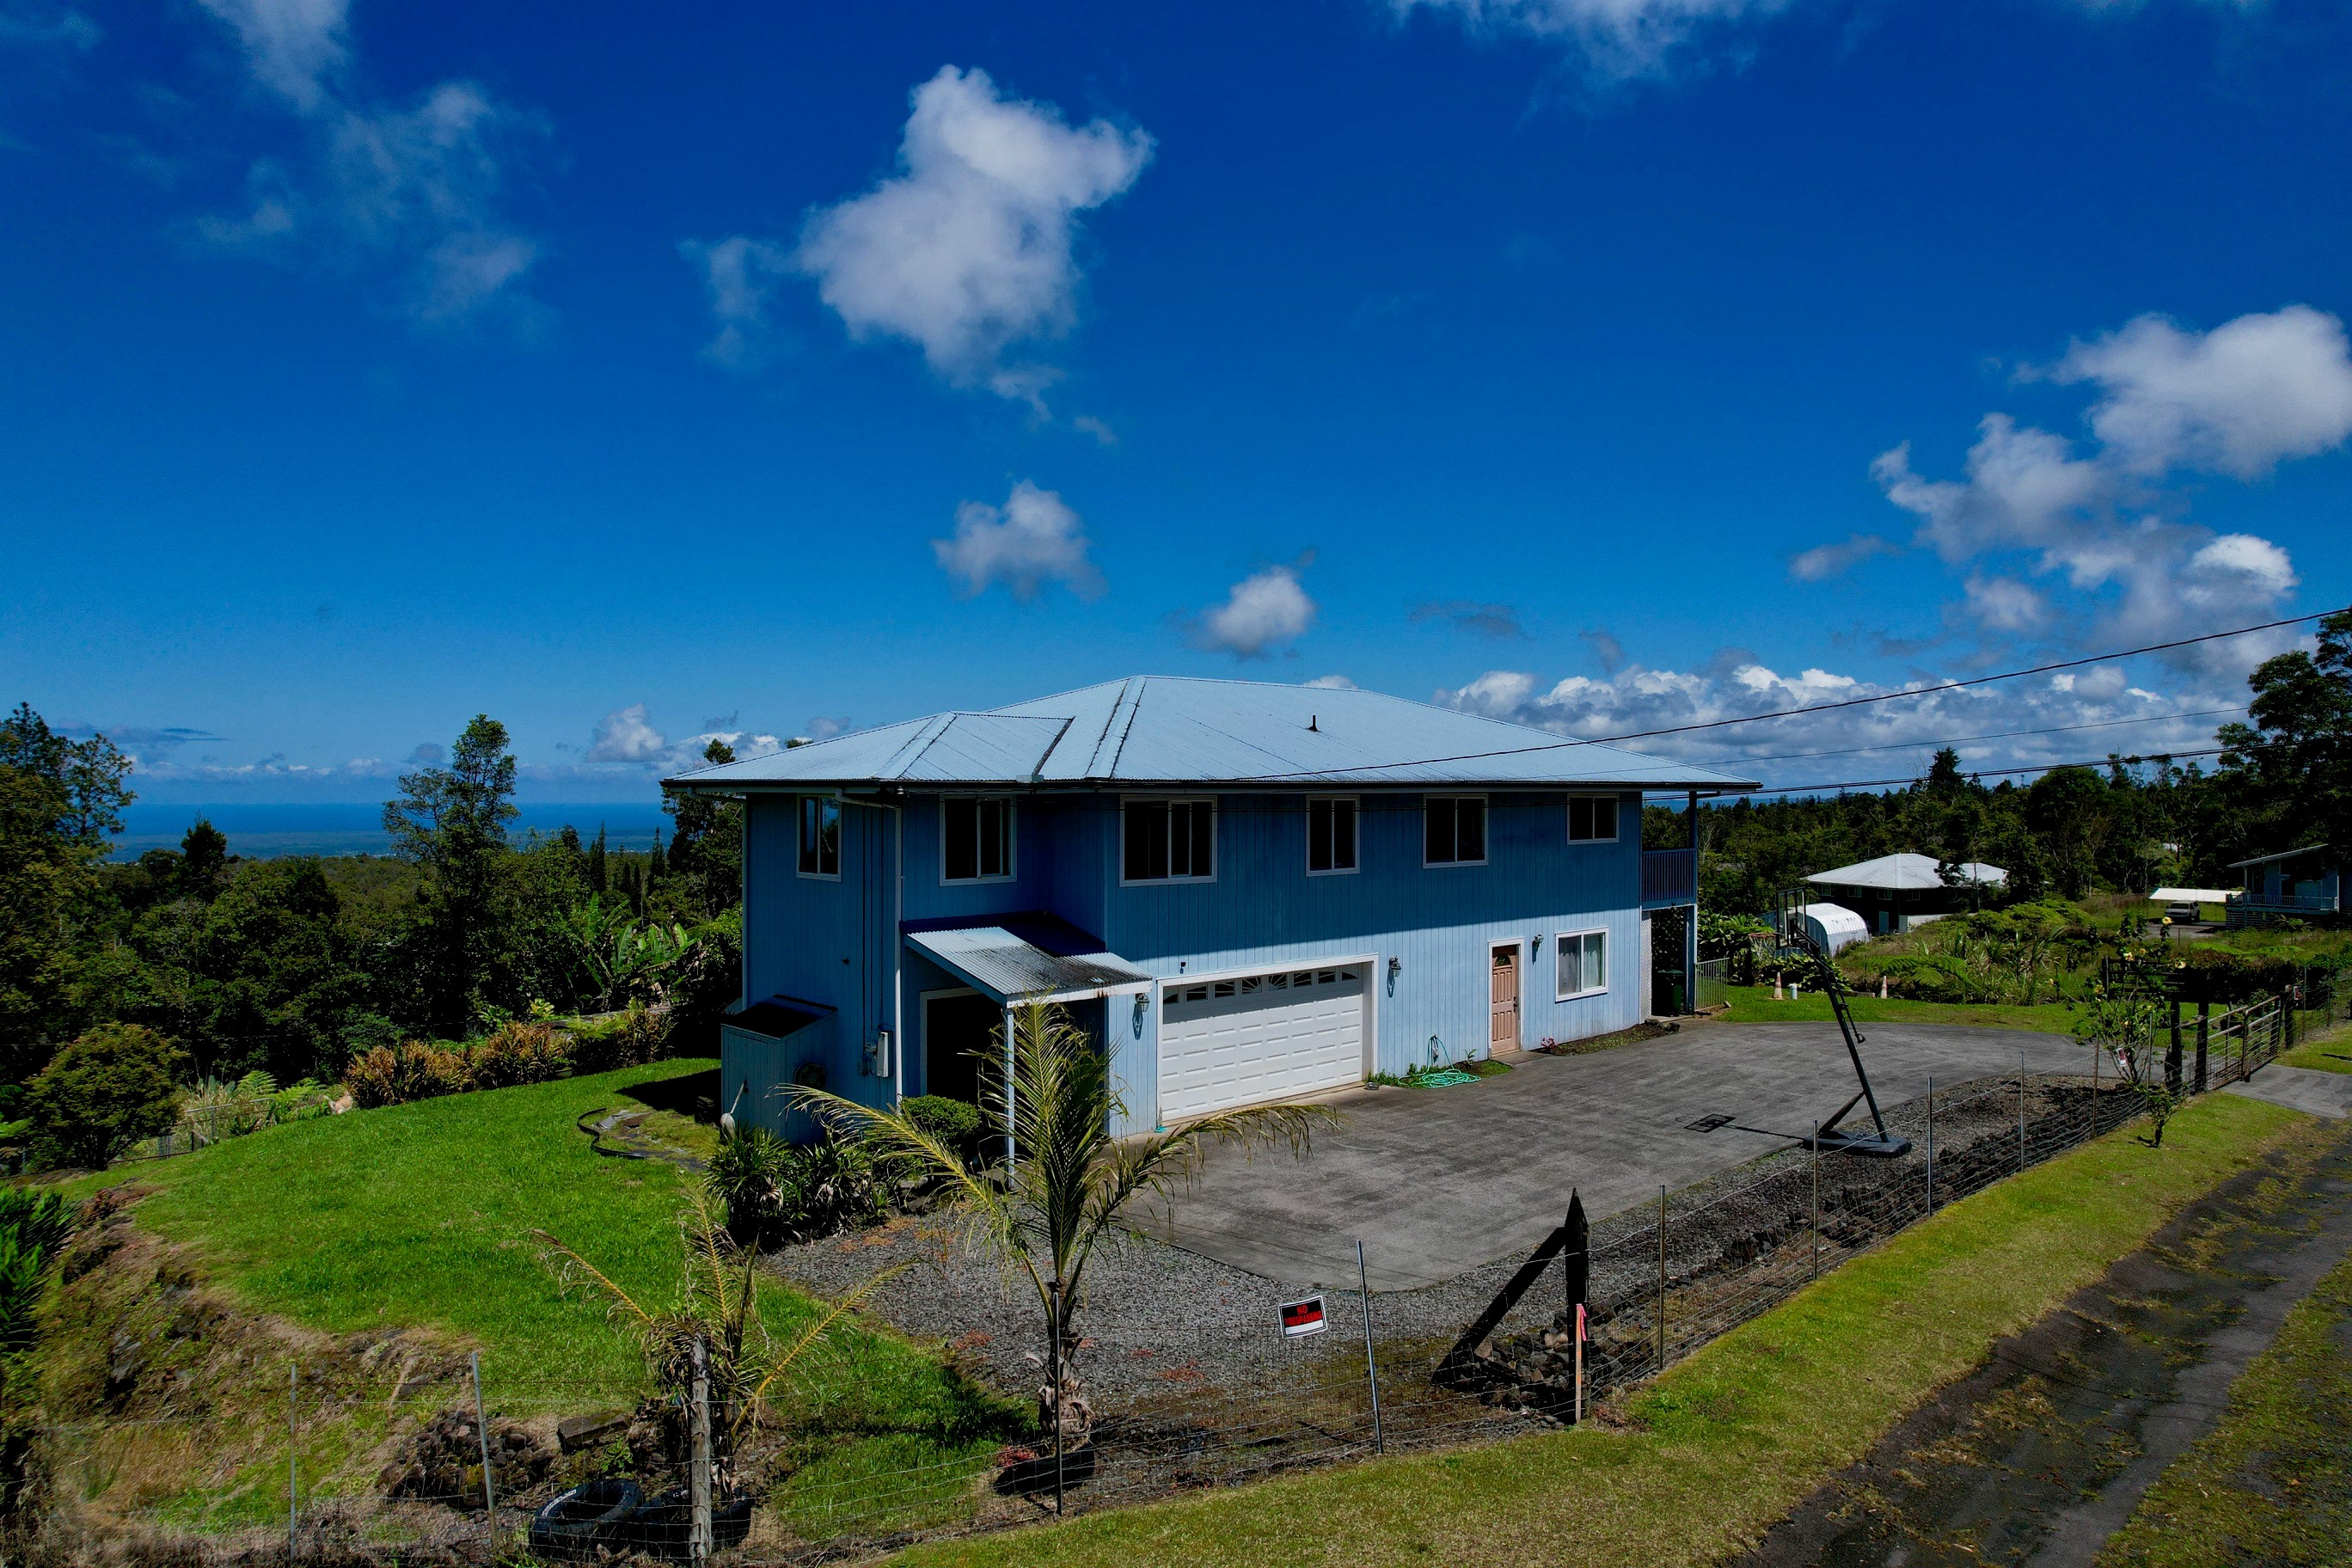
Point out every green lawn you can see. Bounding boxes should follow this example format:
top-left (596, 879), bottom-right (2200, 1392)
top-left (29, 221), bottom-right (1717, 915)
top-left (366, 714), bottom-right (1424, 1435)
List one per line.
top-left (2098, 1246), bottom-right (2352, 1565)
top-left (2282, 1016), bottom-right (2352, 1075)
top-left (902, 1090), bottom-right (2316, 1568)
top-left (1717, 983), bottom-right (2083, 1033)
top-left (63, 1061), bottom-right (989, 1430)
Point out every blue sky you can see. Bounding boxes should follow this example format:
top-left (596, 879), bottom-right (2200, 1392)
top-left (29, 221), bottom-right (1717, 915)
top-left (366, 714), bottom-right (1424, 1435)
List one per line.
top-left (4, 0), bottom-right (2350, 805)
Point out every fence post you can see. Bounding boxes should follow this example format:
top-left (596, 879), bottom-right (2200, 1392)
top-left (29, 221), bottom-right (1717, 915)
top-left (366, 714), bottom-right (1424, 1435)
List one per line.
top-left (2196, 1004), bottom-right (2210, 1093)
top-left (2018, 1051), bottom-right (2027, 1174)
top-left (1656, 1185), bottom-right (1668, 1375)
top-left (469, 1350), bottom-right (496, 1550)
top-left (2170, 999), bottom-right (2183, 1096)
top-left (1810, 1122), bottom-right (1821, 1281)
top-left (1357, 1240), bottom-right (1384, 1455)
top-left (287, 1362), bottom-right (298, 1561)
top-left (2190, 1001), bottom-right (2207, 1096)
top-left (2169, 1003), bottom-right (2185, 1096)
top-left (689, 1336), bottom-right (714, 1565)
top-left (1925, 1076), bottom-right (1935, 1216)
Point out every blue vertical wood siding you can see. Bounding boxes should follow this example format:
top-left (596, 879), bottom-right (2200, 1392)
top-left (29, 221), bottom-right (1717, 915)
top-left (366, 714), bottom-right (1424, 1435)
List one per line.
top-left (738, 787), bottom-right (1652, 1139)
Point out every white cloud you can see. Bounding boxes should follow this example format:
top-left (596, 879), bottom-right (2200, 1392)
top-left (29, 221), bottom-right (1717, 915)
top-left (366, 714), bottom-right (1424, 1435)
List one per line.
top-left (1392, 0), bottom-right (1792, 82)
top-left (1788, 531), bottom-right (1896, 582)
top-left (2047, 306), bottom-right (2352, 480)
top-left (1828, 306), bottom-right (2347, 664)
top-left (1303, 673), bottom-right (1358, 689)
top-left (1437, 648), bottom-right (2241, 783)
top-left (933, 481), bottom-right (1106, 601)
top-left (681, 236), bottom-right (793, 371)
top-left (1963, 575), bottom-right (2048, 634)
top-left (1191, 566), bottom-right (1318, 658)
top-left (794, 65), bottom-right (1153, 404)
top-left (193, 7), bottom-right (545, 323)
top-left (586, 702), bottom-right (666, 764)
top-left (197, 0), bottom-right (346, 111)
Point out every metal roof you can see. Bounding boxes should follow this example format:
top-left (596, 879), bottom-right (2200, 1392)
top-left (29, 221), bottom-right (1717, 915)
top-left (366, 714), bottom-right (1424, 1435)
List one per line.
top-left (2228, 843), bottom-right (2334, 869)
top-left (1805, 852), bottom-right (2006, 891)
top-left (904, 913), bottom-right (1154, 1002)
top-left (668, 676), bottom-right (1760, 793)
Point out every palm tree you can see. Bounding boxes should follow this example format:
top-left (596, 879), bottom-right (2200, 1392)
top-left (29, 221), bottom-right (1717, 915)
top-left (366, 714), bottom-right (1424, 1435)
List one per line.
top-left (534, 1183), bottom-right (898, 1485)
top-left (787, 998), bottom-right (1337, 1458)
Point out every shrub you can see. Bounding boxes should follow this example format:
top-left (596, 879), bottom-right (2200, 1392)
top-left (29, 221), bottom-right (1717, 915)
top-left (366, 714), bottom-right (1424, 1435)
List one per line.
top-left (779, 1134), bottom-right (895, 1242)
top-left (903, 1095), bottom-right (984, 1160)
top-left (25, 1023), bottom-right (187, 1170)
top-left (0, 1188), bottom-right (75, 1356)
top-left (705, 1126), bottom-right (797, 1249)
top-left (566, 1001), bottom-right (671, 1074)
top-left (344, 1040), bottom-right (470, 1109)
top-left (468, 1020), bottom-right (570, 1089)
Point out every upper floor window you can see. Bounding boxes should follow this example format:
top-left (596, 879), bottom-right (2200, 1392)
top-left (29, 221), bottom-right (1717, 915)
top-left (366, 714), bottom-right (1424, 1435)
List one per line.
top-left (1124, 798), bottom-right (1215, 883)
top-left (1424, 795), bottom-right (1486, 867)
top-left (798, 796), bottom-right (841, 879)
top-left (1308, 797), bottom-right (1358, 875)
top-left (1567, 794), bottom-right (1620, 843)
top-left (943, 796), bottom-right (1014, 882)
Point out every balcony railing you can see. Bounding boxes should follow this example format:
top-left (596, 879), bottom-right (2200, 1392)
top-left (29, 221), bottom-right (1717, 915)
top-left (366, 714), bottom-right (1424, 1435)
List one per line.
top-left (2227, 893), bottom-right (2338, 928)
top-left (1643, 848), bottom-right (1697, 907)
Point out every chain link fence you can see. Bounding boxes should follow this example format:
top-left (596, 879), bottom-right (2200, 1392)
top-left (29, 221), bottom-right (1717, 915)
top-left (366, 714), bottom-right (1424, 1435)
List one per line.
top-left (29, 998), bottom-right (2323, 1563)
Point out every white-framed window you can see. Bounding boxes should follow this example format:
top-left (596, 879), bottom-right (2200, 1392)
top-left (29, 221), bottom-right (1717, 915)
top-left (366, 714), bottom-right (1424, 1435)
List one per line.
top-left (1424, 795), bottom-right (1487, 867)
top-left (1556, 928), bottom-right (1608, 999)
top-left (1567, 794), bottom-right (1620, 843)
top-left (1123, 798), bottom-right (1216, 883)
top-left (798, 796), bottom-right (841, 879)
top-left (1308, 796), bottom-right (1358, 875)
top-left (941, 795), bottom-right (1015, 883)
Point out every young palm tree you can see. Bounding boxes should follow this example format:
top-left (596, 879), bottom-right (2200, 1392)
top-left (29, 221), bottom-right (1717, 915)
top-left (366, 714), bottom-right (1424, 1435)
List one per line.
top-left (787, 998), bottom-right (1338, 1455)
top-left (534, 1182), bottom-right (899, 1483)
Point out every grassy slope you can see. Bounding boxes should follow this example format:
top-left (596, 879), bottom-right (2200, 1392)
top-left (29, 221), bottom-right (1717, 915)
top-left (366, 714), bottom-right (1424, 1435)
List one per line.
top-left (1718, 984), bottom-right (2081, 1033)
top-left (903, 1091), bottom-right (2312, 1568)
top-left (62, 1062), bottom-right (971, 1433)
top-left (2282, 1016), bottom-right (2352, 1075)
top-left (2098, 1247), bottom-right (2352, 1565)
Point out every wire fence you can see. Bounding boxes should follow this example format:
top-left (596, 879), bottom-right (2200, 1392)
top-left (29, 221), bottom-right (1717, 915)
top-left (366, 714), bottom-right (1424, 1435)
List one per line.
top-left (34, 994), bottom-right (2334, 1563)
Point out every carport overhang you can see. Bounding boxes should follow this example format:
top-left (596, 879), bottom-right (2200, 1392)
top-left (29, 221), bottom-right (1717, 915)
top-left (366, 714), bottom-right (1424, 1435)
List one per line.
top-left (903, 913), bottom-right (1155, 1006)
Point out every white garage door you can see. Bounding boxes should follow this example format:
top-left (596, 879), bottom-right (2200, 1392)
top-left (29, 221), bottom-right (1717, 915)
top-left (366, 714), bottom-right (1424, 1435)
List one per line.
top-left (1159, 964), bottom-right (1368, 1122)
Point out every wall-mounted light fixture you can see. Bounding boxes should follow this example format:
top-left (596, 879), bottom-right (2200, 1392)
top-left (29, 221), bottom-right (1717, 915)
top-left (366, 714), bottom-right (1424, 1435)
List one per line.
top-left (1132, 993), bottom-right (1148, 1039)
top-left (1387, 955), bottom-right (1402, 996)
top-left (1531, 934), bottom-right (1545, 957)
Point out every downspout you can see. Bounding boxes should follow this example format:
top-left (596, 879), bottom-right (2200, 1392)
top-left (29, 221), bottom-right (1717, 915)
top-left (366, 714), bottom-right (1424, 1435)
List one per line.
top-left (846, 795), bottom-right (907, 1107)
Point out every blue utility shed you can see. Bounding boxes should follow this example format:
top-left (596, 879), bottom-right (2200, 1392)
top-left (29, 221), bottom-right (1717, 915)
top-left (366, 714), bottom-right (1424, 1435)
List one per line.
top-left (664, 676), bottom-right (1758, 1139)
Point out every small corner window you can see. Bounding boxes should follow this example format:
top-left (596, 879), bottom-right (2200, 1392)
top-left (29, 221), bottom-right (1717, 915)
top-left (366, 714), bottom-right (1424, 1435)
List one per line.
top-left (1123, 798), bottom-right (1216, 883)
top-left (1308, 796), bottom-right (1358, 875)
top-left (1556, 929), bottom-right (1608, 999)
top-left (797, 796), bottom-right (841, 879)
top-left (943, 795), bottom-right (1015, 883)
top-left (1424, 795), bottom-right (1487, 867)
top-left (1568, 794), bottom-right (1620, 843)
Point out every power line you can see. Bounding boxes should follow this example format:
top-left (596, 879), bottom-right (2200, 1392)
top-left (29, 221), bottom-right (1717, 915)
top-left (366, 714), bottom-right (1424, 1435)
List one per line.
top-left (1727, 706), bottom-right (2245, 769)
top-left (1733, 747), bottom-right (2226, 800)
top-left (1246, 607), bottom-right (2338, 782)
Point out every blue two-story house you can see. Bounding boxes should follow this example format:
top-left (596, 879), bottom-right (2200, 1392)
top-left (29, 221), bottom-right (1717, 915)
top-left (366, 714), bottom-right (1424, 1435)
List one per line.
top-left (665, 677), bottom-right (1758, 1139)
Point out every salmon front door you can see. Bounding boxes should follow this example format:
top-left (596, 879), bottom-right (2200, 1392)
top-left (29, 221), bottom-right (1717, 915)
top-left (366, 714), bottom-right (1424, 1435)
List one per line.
top-left (1490, 943), bottom-right (1522, 1052)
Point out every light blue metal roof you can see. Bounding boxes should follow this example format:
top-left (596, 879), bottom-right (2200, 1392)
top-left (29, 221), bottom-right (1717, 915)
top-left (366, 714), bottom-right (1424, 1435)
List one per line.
top-left (668, 676), bottom-right (1759, 793)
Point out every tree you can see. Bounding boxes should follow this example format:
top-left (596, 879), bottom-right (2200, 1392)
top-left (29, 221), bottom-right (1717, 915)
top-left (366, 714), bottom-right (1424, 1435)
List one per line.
top-left (2217, 609), bottom-right (2352, 863)
top-left (178, 818), bottom-right (230, 902)
top-left (790, 1001), bottom-right (1332, 1452)
top-left (25, 1022), bottom-right (186, 1169)
top-left (178, 860), bottom-right (370, 1080)
top-left (586, 823), bottom-right (609, 897)
top-left (665, 738), bottom-right (744, 916)
top-left (0, 706), bottom-right (133, 1075)
top-left (383, 715), bottom-right (518, 1033)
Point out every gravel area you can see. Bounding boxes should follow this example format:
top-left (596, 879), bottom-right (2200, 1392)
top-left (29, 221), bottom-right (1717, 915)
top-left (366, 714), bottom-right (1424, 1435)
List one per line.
top-left (769, 1073), bottom-right (2099, 1415)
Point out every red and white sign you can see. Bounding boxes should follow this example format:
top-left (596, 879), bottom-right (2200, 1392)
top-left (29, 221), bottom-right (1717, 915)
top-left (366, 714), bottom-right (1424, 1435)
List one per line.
top-left (1278, 1295), bottom-right (1328, 1338)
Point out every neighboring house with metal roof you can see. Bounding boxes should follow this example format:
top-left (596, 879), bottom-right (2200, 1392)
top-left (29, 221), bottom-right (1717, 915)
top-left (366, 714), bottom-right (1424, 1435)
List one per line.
top-left (666, 675), bottom-right (1758, 1139)
top-left (2227, 844), bottom-right (2343, 928)
top-left (1803, 852), bottom-right (2006, 936)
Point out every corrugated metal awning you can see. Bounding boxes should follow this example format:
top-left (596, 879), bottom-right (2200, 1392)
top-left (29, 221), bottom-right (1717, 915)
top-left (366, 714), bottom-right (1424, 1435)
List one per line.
top-left (904, 915), bottom-right (1154, 1003)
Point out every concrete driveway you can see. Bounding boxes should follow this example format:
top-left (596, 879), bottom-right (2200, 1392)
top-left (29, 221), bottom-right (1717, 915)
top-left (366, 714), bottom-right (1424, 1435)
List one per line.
top-left (1142, 1020), bottom-right (2095, 1291)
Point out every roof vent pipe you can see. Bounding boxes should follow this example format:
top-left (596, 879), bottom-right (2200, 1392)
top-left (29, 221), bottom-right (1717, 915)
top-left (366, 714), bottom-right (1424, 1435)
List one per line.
top-left (1308, 715), bottom-right (1319, 732)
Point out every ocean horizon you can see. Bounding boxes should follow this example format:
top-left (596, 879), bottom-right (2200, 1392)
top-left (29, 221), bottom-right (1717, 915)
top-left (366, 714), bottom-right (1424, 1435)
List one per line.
top-left (110, 802), bottom-right (674, 861)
